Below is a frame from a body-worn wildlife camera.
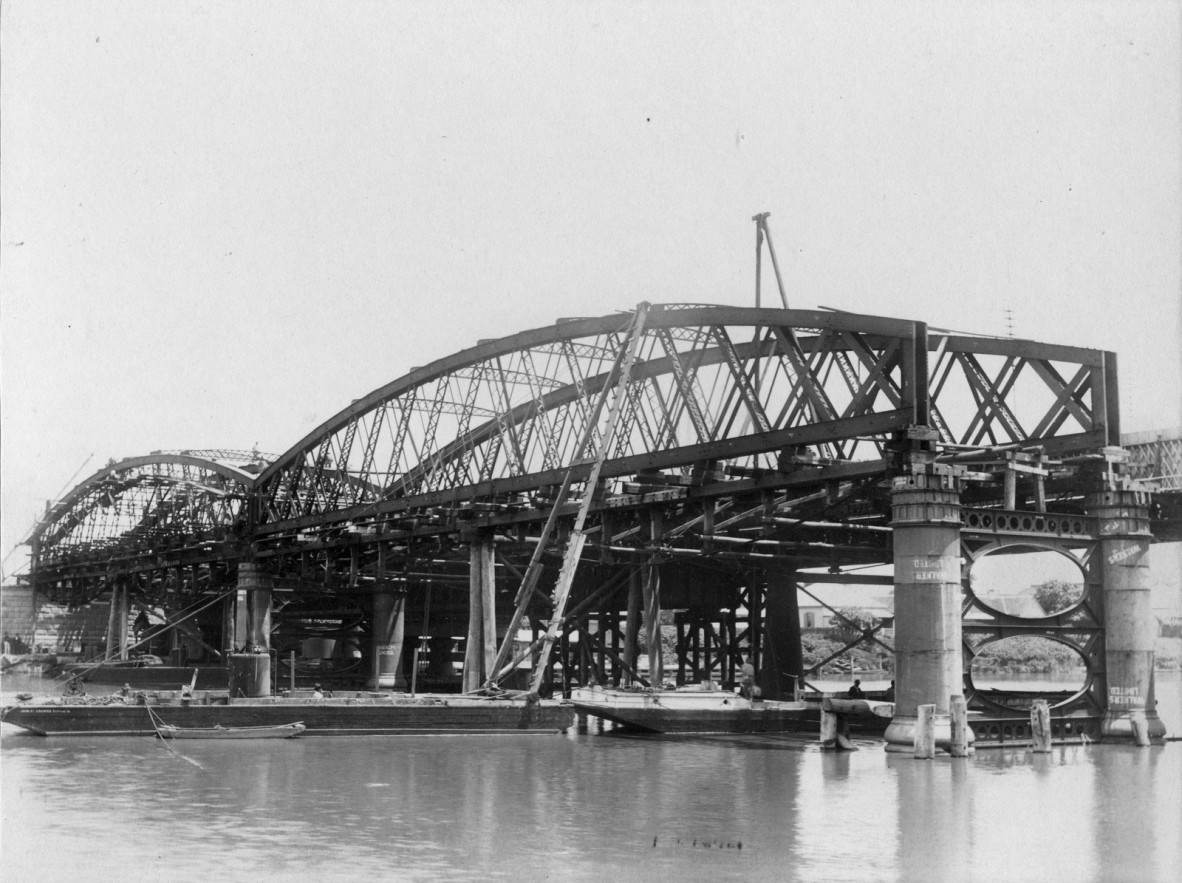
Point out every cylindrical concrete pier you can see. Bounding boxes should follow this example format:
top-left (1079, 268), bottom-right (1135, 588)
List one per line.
top-left (1088, 488), bottom-right (1165, 742)
top-left (238, 562), bottom-right (272, 652)
top-left (884, 473), bottom-right (970, 753)
top-left (371, 588), bottom-right (407, 689)
top-left (236, 561), bottom-right (272, 696)
top-left (228, 652), bottom-right (271, 698)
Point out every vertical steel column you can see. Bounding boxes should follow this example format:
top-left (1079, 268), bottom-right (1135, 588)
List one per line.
top-left (1088, 487), bottom-right (1165, 742)
top-left (222, 592), bottom-right (233, 655)
top-left (884, 472), bottom-right (968, 753)
top-left (762, 563), bottom-right (804, 700)
top-left (115, 582), bottom-right (130, 660)
top-left (169, 612), bottom-right (182, 666)
top-left (748, 578), bottom-right (763, 684)
top-left (105, 583), bottom-right (121, 659)
top-left (231, 573), bottom-right (250, 653)
top-left (463, 539), bottom-right (496, 692)
top-left (642, 562), bottom-right (663, 685)
top-left (622, 567), bottom-right (643, 683)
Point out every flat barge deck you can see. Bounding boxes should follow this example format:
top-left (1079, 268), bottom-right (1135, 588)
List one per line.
top-left (0, 690), bottom-right (574, 737)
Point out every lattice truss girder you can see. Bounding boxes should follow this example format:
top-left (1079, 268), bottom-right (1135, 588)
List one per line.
top-left (925, 335), bottom-right (1108, 448)
top-left (1124, 433), bottom-right (1182, 490)
top-left (31, 453), bottom-right (260, 564)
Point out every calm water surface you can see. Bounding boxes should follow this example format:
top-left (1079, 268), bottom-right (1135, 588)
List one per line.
top-left (3, 673), bottom-right (1180, 882)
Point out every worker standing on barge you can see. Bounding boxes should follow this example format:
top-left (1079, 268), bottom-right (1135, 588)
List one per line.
top-left (739, 658), bottom-right (756, 699)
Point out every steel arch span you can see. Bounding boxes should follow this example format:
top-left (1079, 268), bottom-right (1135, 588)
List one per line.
top-left (29, 451), bottom-right (269, 605)
top-left (253, 302), bottom-right (1116, 541)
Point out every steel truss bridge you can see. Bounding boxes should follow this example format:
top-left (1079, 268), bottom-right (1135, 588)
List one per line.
top-left (25, 303), bottom-right (1182, 737)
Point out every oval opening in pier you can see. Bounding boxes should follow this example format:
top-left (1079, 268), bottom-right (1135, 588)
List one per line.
top-left (968, 545), bottom-right (1085, 618)
top-left (970, 636), bottom-right (1087, 701)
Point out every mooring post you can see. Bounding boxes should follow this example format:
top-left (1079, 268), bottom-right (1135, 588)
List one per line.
top-left (884, 469), bottom-right (968, 753)
top-left (1130, 711), bottom-right (1151, 747)
top-left (820, 708), bottom-right (838, 749)
top-left (949, 694), bottom-right (969, 757)
top-left (914, 704), bottom-right (936, 759)
top-left (1031, 699), bottom-right (1052, 753)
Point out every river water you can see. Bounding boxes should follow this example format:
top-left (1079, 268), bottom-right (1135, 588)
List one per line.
top-left (2, 672), bottom-right (1180, 882)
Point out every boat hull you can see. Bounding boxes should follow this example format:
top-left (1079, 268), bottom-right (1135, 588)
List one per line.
top-left (1, 695), bottom-right (574, 737)
top-left (570, 687), bottom-right (816, 734)
top-left (159, 722), bottom-right (306, 739)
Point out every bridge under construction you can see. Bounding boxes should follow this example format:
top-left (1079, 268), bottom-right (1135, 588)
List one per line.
top-left (21, 294), bottom-right (1182, 749)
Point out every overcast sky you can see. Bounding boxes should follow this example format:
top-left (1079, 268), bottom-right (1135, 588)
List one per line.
top-left (2, 1), bottom-right (1180, 576)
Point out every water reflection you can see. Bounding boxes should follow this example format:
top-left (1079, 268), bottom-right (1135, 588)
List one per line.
top-left (3, 672), bottom-right (1180, 882)
top-left (1092, 746), bottom-right (1180, 882)
top-left (889, 756), bottom-right (970, 882)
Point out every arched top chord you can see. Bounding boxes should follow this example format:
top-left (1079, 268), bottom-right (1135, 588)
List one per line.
top-left (256, 305), bottom-right (940, 531)
top-left (30, 452), bottom-right (262, 563)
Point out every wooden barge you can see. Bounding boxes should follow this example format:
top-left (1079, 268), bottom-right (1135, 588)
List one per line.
top-left (0, 690), bottom-right (574, 737)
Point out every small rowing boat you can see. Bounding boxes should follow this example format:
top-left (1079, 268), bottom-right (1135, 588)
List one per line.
top-left (157, 721), bottom-right (306, 740)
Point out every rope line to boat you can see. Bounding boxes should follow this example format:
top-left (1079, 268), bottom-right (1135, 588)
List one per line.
top-left (146, 704), bottom-right (205, 769)
top-left (57, 589), bottom-right (236, 686)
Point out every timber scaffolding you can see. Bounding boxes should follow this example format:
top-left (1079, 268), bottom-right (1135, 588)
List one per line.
top-left (21, 224), bottom-right (1182, 747)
